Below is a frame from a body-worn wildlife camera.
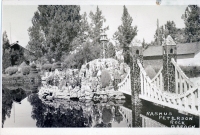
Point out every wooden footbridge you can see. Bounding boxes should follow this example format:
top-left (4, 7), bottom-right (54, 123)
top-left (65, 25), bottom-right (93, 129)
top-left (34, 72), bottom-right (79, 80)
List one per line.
top-left (118, 35), bottom-right (200, 116)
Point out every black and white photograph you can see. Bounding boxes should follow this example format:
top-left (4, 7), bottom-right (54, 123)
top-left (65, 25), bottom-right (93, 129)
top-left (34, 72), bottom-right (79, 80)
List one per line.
top-left (1, 0), bottom-right (200, 134)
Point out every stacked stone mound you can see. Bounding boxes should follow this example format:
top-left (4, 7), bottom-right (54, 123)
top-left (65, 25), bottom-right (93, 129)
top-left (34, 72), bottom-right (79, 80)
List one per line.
top-left (39, 58), bottom-right (129, 101)
top-left (79, 58), bottom-right (129, 100)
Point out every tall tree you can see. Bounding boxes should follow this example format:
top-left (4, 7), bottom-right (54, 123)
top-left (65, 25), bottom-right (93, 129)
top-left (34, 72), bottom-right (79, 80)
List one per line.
top-left (113, 5), bottom-right (137, 64)
top-left (164, 21), bottom-right (177, 40)
top-left (70, 12), bottom-right (90, 51)
top-left (27, 23), bottom-right (46, 59)
top-left (89, 6), bottom-right (108, 44)
top-left (154, 21), bottom-right (178, 45)
top-left (182, 5), bottom-right (200, 42)
top-left (154, 21), bottom-right (165, 46)
top-left (28, 5), bottom-right (81, 62)
top-left (2, 31), bottom-right (11, 72)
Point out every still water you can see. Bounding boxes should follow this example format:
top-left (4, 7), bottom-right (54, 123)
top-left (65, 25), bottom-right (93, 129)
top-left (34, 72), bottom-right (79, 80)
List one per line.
top-left (2, 84), bottom-right (199, 128)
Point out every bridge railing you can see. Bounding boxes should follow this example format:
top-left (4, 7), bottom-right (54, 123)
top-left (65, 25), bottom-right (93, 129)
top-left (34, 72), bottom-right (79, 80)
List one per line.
top-left (118, 67), bottom-right (131, 95)
top-left (171, 58), bottom-right (195, 94)
top-left (138, 59), bottom-right (200, 116)
top-left (137, 59), bottom-right (156, 98)
top-left (151, 67), bottom-right (163, 91)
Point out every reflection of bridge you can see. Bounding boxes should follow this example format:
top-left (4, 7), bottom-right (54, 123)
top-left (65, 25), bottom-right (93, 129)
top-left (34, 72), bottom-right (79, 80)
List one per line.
top-left (118, 106), bottom-right (132, 127)
top-left (118, 106), bottom-right (167, 127)
top-left (118, 35), bottom-right (200, 116)
top-left (140, 114), bottom-right (167, 127)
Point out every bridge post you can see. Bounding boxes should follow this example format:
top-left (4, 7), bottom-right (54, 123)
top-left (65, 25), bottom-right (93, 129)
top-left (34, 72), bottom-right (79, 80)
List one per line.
top-left (162, 35), bottom-right (177, 93)
top-left (130, 43), bottom-right (143, 127)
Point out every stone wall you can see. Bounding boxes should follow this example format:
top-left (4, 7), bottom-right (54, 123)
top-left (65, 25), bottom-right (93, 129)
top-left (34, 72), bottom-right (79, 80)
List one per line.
top-left (163, 54), bottom-right (176, 93)
top-left (131, 54), bottom-right (143, 127)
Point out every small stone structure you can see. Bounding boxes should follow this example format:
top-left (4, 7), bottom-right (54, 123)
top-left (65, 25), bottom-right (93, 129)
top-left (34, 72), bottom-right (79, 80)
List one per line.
top-left (129, 41), bottom-right (143, 127)
top-left (162, 35), bottom-right (177, 93)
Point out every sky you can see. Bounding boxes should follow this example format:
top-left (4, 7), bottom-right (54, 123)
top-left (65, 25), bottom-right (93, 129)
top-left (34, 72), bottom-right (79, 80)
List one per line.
top-left (2, 5), bottom-right (187, 47)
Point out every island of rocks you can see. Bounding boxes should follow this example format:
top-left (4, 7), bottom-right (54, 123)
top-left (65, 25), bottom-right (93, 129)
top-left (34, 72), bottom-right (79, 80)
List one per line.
top-left (39, 58), bottom-right (129, 102)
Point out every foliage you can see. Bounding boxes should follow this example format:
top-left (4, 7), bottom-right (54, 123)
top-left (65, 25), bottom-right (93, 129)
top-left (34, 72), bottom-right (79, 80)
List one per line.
top-left (113, 5), bottom-right (137, 64)
top-left (2, 31), bottom-right (11, 73)
top-left (154, 20), bottom-right (178, 45)
top-left (63, 41), bottom-right (101, 69)
top-left (2, 87), bottom-right (13, 127)
top-left (21, 66), bottom-right (31, 75)
top-left (100, 70), bottom-right (111, 88)
top-left (28, 5), bottom-right (81, 62)
top-left (105, 42), bottom-right (116, 58)
top-left (89, 6), bottom-right (108, 44)
top-left (2, 31), bottom-right (10, 51)
top-left (182, 5), bottom-right (200, 42)
top-left (27, 93), bottom-right (92, 127)
top-left (145, 65), bottom-right (156, 79)
top-left (70, 12), bottom-right (90, 51)
top-left (5, 67), bottom-right (19, 75)
top-left (27, 23), bottom-right (46, 60)
top-left (10, 45), bottom-right (24, 66)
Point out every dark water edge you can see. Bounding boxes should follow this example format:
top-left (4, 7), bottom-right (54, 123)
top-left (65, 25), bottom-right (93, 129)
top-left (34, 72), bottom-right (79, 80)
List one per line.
top-left (2, 85), bottom-right (199, 128)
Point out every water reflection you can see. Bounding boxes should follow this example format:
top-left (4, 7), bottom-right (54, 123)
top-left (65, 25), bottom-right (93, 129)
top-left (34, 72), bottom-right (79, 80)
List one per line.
top-left (2, 86), bottom-right (38, 127)
top-left (2, 84), bottom-right (199, 128)
top-left (27, 94), bottom-right (125, 127)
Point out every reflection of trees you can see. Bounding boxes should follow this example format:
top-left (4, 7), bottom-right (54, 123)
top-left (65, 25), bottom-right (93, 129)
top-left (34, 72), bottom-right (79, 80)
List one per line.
top-left (2, 87), bottom-right (30, 127)
top-left (92, 104), bottom-right (124, 127)
top-left (27, 94), bottom-right (92, 127)
top-left (27, 93), bottom-right (47, 127)
top-left (114, 106), bottom-right (123, 123)
top-left (2, 88), bottom-right (13, 128)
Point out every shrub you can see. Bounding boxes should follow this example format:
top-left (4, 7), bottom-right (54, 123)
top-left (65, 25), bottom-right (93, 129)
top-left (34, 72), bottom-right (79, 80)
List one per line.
top-left (21, 66), bottom-right (30, 75)
top-left (5, 67), bottom-right (18, 75)
top-left (100, 70), bottom-right (111, 88)
top-left (145, 65), bottom-right (156, 79)
top-left (30, 63), bottom-right (37, 68)
top-left (42, 64), bottom-right (52, 71)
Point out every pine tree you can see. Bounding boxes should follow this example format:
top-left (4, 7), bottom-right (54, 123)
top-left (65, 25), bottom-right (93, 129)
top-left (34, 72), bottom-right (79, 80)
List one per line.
top-left (70, 12), bottom-right (90, 51)
top-left (113, 5), bottom-right (137, 64)
top-left (28, 5), bottom-right (81, 62)
top-left (89, 6), bottom-right (108, 44)
top-left (154, 21), bottom-right (178, 45)
top-left (2, 31), bottom-right (11, 72)
top-left (183, 5), bottom-right (200, 42)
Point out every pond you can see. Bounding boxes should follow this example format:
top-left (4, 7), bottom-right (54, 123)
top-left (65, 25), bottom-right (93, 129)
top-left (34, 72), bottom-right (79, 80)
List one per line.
top-left (2, 83), bottom-right (199, 128)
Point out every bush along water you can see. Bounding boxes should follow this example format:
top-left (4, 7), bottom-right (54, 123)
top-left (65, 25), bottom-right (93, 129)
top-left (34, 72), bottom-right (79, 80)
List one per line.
top-left (5, 67), bottom-right (18, 75)
top-left (3, 63), bottom-right (41, 85)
